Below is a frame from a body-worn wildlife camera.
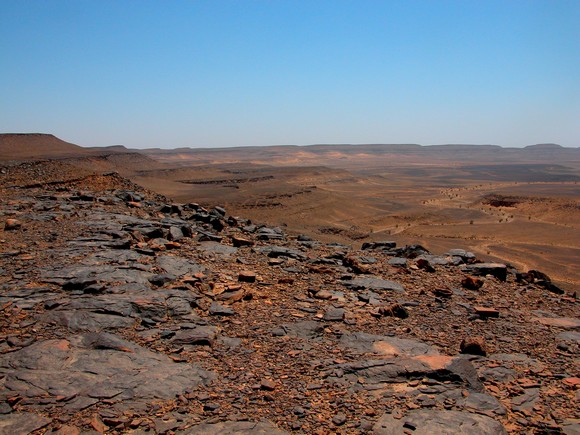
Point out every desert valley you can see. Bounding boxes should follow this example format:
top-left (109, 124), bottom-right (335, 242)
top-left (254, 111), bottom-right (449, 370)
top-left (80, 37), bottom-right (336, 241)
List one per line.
top-left (0, 133), bottom-right (578, 434)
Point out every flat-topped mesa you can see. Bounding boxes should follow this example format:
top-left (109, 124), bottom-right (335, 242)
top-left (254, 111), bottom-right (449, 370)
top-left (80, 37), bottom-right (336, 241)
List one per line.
top-left (0, 133), bottom-right (132, 162)
top-left (0, 133), bottom-right (87, 160)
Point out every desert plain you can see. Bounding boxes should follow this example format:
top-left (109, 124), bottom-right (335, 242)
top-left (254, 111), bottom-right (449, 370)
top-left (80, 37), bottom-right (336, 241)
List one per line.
top-left (131, 141), bottom-right (580, 293)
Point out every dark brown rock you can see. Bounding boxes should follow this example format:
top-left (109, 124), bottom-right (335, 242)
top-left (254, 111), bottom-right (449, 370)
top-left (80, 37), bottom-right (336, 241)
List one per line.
top-left (238, 270), bottom-right (257, 283)
top-left (260, 378), bottom-right (276, 391)
top-left (460, 336), bottom-right (487, 356)
top-left (231, 236), bottom-right (254, 247)
top-left (461, 275), bottom-right (484, 290)
top-left (474, 306), bottom-right (500, 318)
top-left (4, 218), bottom-right (22, 231)
top-left (380, 303), bottom-right (409, 319)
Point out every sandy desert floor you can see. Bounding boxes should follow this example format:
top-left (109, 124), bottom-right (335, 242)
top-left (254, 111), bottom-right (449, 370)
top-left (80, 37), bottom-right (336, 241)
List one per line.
top-left (132, 155), bottom-right (580, 294)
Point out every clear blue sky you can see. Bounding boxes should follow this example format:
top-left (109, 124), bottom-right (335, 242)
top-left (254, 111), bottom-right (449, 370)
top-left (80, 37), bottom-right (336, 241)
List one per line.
top-left (1, 0), bottom-right (578, 148)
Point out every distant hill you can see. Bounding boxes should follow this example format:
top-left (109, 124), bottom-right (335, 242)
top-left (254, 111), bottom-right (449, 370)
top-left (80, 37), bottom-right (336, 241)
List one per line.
top-left (0, 133), bottom-right (89, 160)
top-left (140, 142), bottom-right (580, 168)
top-left (0, 134), bottom-right (136, 162)
top-left (524, 143), bottom-right (564, 150)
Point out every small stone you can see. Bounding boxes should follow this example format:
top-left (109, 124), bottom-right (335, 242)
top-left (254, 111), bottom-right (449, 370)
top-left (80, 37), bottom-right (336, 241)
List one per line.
top-left (260, 379), bottom-right (276, 391)
top-left (293, 406), bottom-right (306, 417)
top-left (203, 402), bottom-right (220, 412)
top-left (433, 288), bottom-right (453, 298)
top-left (90, 414), bottom-right (107, 433)
top-left (232, 236), bottom-right (254, 247)
top-left (238, 271), bottom-right (256, 283)
top-left (462, 276), bottom-right (484, 290)
top-left (209, 302), bottom-right (236, 316)
top-left (474, 306), bottom-right (500, 318)
top-left (0, 402), bottom-right (12, 414)
top-left (460, 336), bottom-right (487, 356)
top-left (563, 377), bottom-right (580, 388)
top-left (462, 263), bottom-right (507, 281)
top-left (314, 290), bottom-right (333, 300)
top-left (416, 258), bottom-right (435, 272)
top-left (332, 413), bottom-right (347, 426)
top-left (379, 303), bottom-right (409, 319)
top-left (324, 307), bottom-right (345, 321)
top-left (4, 219), bottom-right (22, 231)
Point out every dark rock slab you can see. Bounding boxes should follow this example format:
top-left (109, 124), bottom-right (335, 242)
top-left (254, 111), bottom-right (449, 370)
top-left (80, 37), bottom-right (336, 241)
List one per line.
top-left (171, 326), bottom-right (219, 346)
top-left (461, 263), bottom-right (507, 281)
top-left (64, 292), bottom-right (167, 320)
top-left (372, 409), bottom-right (506, 434)
top-left (168, 226), bottom-right (185, 241)
top-left (447, 249), bottom-right (476, 262)
top-left (534, 316), bottom-right (580, 330)
top-left (335, 355), bottom-right (483, 392)
top-left (461, 391), bottom-right (507, 415)
top-left (558, 331), bottom-right (580, 344)
top-left (271, 321), bottom-right (324, 340)
top-left (323, 307), bottom-right (345, 321)
top-left (256, 227), bottom-right (285, 241)
top-left (0, 412), bottom-right (52, 435)
top-left (83, 249), bottom-right (146, 264)
top-left (43, 310), bottom-right (134, 332)
top-left (339, 332), bottom-right (439, 357)
top-left (42, 264), bottom-right (153, 287)
top-left (388, 257), bottom-right (407, 267)
top-left (259, 246), bottom-right (306, 260)
top-left (362, 241), bottom-right (396, 250)
top-left (479, 366), bottom-right (517, 383)
top-left (0, 286), bottom-right (58, 310)
top-left (341, 276), bottom-right (405, 293)
top-left (488, 353), bottom-right (544, 372)
top-left (209, 302), bottom-right (236, 316)
top-left (561, 419), bottom-right (580, 435)
top-left (511, 388), bottom-right (540, 413)
top-left (0, 333), bottom-right (215, 406)
top-left (157, 255), bottom-right (205, 277)
top-left (198, 241), bottom-right (238, 258)
top-left (416, 254), bottom-right (449, 266)
top-left (182, 419), bottom-right (288, 434)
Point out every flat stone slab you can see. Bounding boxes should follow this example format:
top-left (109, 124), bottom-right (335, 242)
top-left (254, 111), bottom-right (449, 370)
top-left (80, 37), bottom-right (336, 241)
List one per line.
top-left (198, 241), bottom-right (238, 257)
top-left (534, 316), bottom-right (580, 330)
top-left (387, 257), bottom-right (407, 267)
top-left (157, 255), bottom-right (205, 277)
top-left (339, 332), bottom-right (439, 357)
top-left (341, 276), bottom-right (405, 293)
top-left (0, 333), bottom-right (214, 408)
top-left (181, 419), bottom-right (289, 434)
top-left (0, 412), bottom-right (52, 435)
top-left (271, 321), bottom-right (324, 340)
top-left (259, 246), bottom-right (305, 260)
top-left (43, 310), bottom-right (135, 332)
top-left (334, 355), bottom-right (482, 392)
top-left (558, 331), bottom-right (580, 343)
top-left (372, 409), bottom-right (506, 434)
top-left (42, 264), bottom-right (153, 287)
top-left (461, 263), bottom-right (507, 281)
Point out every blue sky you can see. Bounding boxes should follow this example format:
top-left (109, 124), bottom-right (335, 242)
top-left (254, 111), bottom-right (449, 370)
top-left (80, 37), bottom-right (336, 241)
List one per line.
top-left (1, 0), bottom-right (578, 148)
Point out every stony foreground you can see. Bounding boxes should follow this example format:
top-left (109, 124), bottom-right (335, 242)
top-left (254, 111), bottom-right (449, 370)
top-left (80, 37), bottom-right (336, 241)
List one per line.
top-left (0, 162), bottom-right (579, 434)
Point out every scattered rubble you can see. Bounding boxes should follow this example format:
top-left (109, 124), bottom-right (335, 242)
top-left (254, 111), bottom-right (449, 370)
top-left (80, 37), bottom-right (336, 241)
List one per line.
top-left (0, 161), bottom-right (578, 434)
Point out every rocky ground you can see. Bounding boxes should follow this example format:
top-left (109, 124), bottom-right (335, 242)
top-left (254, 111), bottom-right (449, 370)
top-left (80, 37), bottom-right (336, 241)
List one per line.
top-left (0, 160), bottom-right (578, 435)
